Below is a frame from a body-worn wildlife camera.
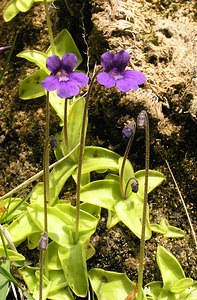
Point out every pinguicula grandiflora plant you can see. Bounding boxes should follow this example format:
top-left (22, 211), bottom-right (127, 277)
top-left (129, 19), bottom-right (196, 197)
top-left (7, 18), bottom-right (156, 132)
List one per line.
top-left (1, 1), bottom-right (197, 300)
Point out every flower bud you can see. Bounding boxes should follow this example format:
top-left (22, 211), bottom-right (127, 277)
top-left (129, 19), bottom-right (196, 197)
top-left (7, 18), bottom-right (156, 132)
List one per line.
top-left (137, 110), bottom-right (147, 129)
top-left (122, 120), bottom-right (136, 139)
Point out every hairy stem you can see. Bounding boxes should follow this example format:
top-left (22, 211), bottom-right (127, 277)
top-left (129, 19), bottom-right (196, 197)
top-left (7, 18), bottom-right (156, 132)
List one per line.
top-left (39, 92), bottom-right (50, 300)
top-left (64, 99), bottom-right (70, 154)
top-left (137, 111), bottom-right (150, 299)
top-left (43, 0), bottom-right (55, 54)
top-left (120, 121), bottom-right (136, 199)
top-left (75, 68), bottom-right (101, 241)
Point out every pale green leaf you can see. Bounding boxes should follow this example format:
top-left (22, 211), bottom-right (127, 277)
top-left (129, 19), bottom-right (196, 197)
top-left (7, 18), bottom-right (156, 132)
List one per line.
top-left (17, 50), bottom-right (48, 71)
top-left (135, 170), bottom-right (165, 198)
top-left (19, 69), bottom-right (46, 100)
top-left (156, 246), bottom-right (185, 290)
top-left (88, 268), bottom-right (135, 300)
top-left (0, 260), bottom-right (10, 300)
top-left (170, 278), bottom-right (193, 293)
top-left (3, 0), bottom-right (19, 22)
top-left (80, 179), bottom-right (121, 210)
top-left (115, 193), bottom-right (152, 240)
top-left (58, 243), bottom-right (88, 297)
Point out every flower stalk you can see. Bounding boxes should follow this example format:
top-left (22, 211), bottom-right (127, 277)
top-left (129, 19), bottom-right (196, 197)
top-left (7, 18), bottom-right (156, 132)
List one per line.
top-left (43, 0), bottom-right (55, 55)
top-left (137, 110), bottom-right (150, 300)
top-left (120, 120), bottom-right (136, 199)
top-left (75, 67), bottom-right (102, 242)
top-left (39, 92), bottom-right (50, 300)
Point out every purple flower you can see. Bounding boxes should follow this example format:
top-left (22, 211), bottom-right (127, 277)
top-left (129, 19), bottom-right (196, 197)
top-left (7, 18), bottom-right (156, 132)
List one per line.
top-left (96, 50), bottom-right (146, 92)
top-left (41, 53), bottom-right (89, 98)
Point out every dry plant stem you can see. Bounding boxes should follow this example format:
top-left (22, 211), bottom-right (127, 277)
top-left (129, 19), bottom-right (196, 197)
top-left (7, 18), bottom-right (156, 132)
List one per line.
top-left (64, 99), bottom-right (70, 153)
top-left (43, 0), bottom-right (55, 54)
top-left (0, 145), bottom-right (79, 201)
top-left (120, 123), bottom-right (136, 199)
top-left (0, 225), bottom-right (17, 252)
top-left (137, 112), bottom-right (150, 299)
top-left (165, 160), bottom-right (197, 249)
top-left (39, 250), bottom-right (44, 300)
top-left (75, 68), bottom-right (102, 241)
top-left (0, 226), bottom-right (9, 258)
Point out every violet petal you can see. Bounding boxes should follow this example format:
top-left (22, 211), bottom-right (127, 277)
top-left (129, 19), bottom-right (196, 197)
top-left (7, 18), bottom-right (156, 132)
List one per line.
top-left (69, 72), bottom-right (89, 87)
top-left (57, 80), bottom-right (79, 98)
top-left (62, 53), bottom-right (78, 73)
top-left (123, 70), bottom-right (146, 85)
top-left (116, 77), bottom-right (139, 92)
top-left (100, 52), bottom-right (115, 72)
top-left (114, 50), bottom-right (130, 72)
top-left (96, 72), bottom-right (116, 88)
top-left (46, 55), bottom-right (61, 74)
top-left (41, 75), bottom-right (59, 91)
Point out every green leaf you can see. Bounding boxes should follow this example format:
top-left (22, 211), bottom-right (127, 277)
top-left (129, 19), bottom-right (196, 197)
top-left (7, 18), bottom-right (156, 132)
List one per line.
top-left (135, 170), bottom-right (165, 199)
top-left (83, 146), bottom-right (120, 174)
top-left (46, 29), bottom-right (82, 65)
top-left (30, 157), bottom-right (77, 206)
top-left (49, 92), bottom-right (65, 124)
top-left (48, 287), bottom-right (74, 300)
top-left (88, 268), bottom-right (135, 300)
top-left (80, 179), bottom-right (121, 210)
top-left (0, 262), bottom-right (20, 287)
top-left (0, 260), bottom-right (10, 300)
top-left (119, 157), bottom-right (134, 197)
top-left (57, 98), bottom-right (86, 160)
top-left (28, 203), bottom-right (98, 246)
top-left (6, 212), bottom-right (40, 246)
top-left (16, 0), bottom-right (34, 12)
top-left (170, 278), bottom-right (194, 293)
top-left (3, 0), bottom-right (19, 22)
top-left (18, 266), bottom-right (37, 294)
top-left (156, 246), bottom-right (185, 290)
top-left (0, 197), bottom-right (27, 223)
top-left (17, 50), bottom-right (48, 71)
top-left (115, 192), bottom-right (152, 240)
top-left (0, 248), bottom-right (25, 261)
top-left (58, 243), bottom-right (88, 297)
top-left (19, 69), bottom-right (46, 100)
top-left (151, 218), bottom-right (185, 238)
top-left (47, 270), bottom-right (68, 294)
top-left (145, 281), bottom-right (163, 300)
top-left (107, 210), bottom-right (120, 228)
top-left (47, 242), bottom-right (62, 270)
top-left (3, 0), bottom-right (53, 21)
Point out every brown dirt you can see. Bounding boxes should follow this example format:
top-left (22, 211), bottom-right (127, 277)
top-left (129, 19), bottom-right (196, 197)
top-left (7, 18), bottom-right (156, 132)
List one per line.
top-left (0, 0), bottom-right (196, 298)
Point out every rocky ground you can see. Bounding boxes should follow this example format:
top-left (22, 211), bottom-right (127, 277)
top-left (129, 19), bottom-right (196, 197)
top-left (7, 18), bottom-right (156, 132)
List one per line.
top-left (0, 0), bottom-right (196, 298)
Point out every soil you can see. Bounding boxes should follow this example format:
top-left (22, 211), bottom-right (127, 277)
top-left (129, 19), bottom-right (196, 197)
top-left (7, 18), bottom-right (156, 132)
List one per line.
top-left (0, 0), bottom-right (196, 298)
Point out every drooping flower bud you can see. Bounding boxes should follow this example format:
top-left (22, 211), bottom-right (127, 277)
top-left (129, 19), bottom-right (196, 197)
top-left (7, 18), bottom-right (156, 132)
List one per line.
top-left (122, 120), bottom-right (136, 139)
top-left (137, 110), bottom-right (147, 129)
top-left (131, 180), bottom-right (139, 193)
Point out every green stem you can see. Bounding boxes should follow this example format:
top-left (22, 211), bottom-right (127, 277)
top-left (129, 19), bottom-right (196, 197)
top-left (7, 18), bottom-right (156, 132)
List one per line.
top-left (120, 121), bottom-right (136, 199)
top-left (43, 0), bottom-right (55, 54)
top-left (75, 68), bottom-right (101, 242)
top-left (39, 92), bottom-right (50, 300)
top-left (64, 99), bottom-right (70, 154)
top-left (137, 111), bottom-right (150, 299)
top-left (43, 92), bottom-right (50, 233)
